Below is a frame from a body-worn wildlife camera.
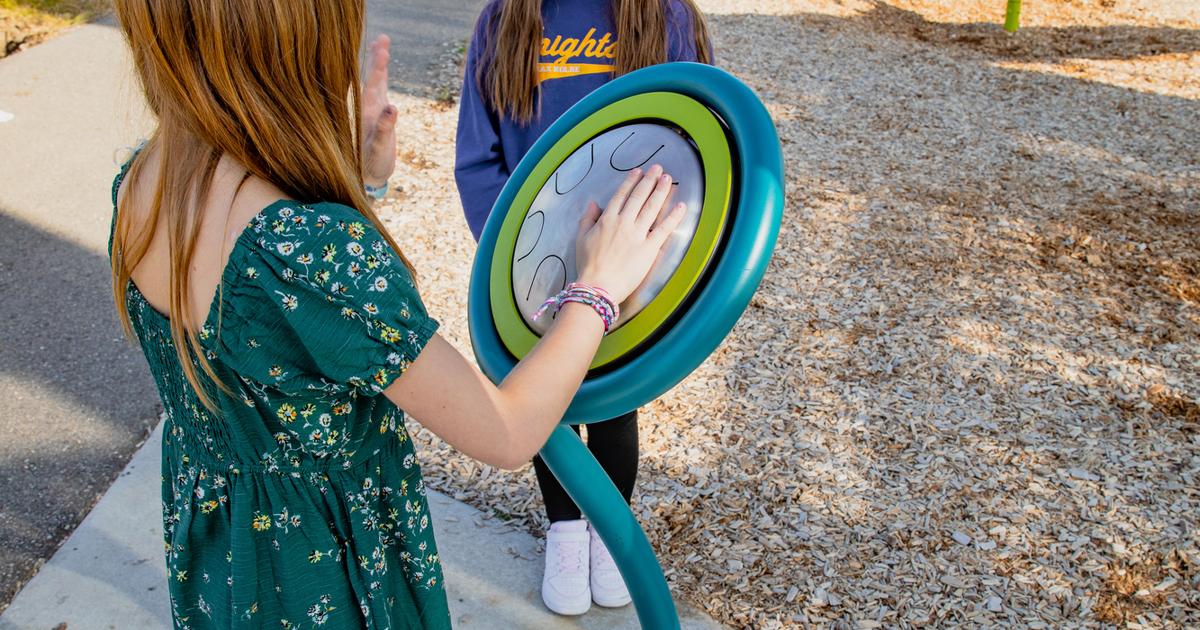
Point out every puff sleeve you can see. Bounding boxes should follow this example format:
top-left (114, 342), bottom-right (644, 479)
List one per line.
top-left (215, 201), bottom-right (439, 396)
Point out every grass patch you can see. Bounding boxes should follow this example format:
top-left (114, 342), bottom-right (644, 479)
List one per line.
top-left (0, 0), bottom-right (110, 57)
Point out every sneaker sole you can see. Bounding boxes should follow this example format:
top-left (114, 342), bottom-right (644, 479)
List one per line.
top-left (591, 592), bottom-right (632, 608)
top-left (542, 595), bottom-right (593, 616)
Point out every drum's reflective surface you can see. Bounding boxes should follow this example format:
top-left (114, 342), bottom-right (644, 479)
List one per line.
top-left (511, 123), bottom-right (705, 334)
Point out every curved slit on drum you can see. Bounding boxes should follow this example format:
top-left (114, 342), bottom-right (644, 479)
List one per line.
top-left (515, 211), bottom-right (546, 263)
top-left (555, 144), bottom-right (594, 195)
top-left (610, 131), bottom-right (666, 172)
top-left (525, 254), bottom-right (567, 303)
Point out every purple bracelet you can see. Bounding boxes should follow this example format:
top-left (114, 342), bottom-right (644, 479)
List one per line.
top-left (533, 282), bottom-right (620, 332)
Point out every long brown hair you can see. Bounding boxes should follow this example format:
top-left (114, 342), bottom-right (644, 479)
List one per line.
top-left (111, 0), bottom-right (414, 409)
top-left (481, 0), bottom-right (713, 123)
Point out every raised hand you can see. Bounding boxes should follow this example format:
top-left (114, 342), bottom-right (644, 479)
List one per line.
top-left (361, 34), bottom-right (398, 188)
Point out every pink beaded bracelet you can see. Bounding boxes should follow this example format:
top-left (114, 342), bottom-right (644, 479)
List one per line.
top-left (532, 282), bottom-right (620, 333)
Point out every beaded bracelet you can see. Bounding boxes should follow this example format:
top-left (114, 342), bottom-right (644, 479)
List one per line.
top-left (532, 283), bottom-right (618, 330)
top-left (533, 282), bottom-right (620, 333)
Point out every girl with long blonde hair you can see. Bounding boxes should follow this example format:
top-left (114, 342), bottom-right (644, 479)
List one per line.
top-left (454, 0), bottom-right (713, 616)
top-left (110, 1), bottom-right (685, 627)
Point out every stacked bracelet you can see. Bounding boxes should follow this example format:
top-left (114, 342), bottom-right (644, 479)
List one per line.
top-left (532, 282), bottom-right (620, 333)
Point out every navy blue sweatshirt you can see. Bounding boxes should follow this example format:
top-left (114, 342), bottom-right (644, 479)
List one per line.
top-left (454, 0), bottom-right (710, 240)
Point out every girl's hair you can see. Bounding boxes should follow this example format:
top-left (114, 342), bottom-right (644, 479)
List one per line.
top-left (481, 0), bottom-right (713, 123)
top-left (111, 0), bottom-right (415, 409)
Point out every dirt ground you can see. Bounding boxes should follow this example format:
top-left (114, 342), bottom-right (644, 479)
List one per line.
top-left (374, 1), bottom-right (1199, 628)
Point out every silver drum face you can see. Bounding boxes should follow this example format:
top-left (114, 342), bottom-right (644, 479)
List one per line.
top-left (510, 123), bottom-right (706, 335)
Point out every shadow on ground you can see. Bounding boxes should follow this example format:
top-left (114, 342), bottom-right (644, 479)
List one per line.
top-left (0, 209), bottom-right (159, 610)
top-left (862, 1), bottom-right (1200, 61)
top-left (381, 7), bottom-right (1199, 628)
top-left (620, 8), bottom-right (1198, 627)
top-left (2, 2), bottom-right (1197, 627)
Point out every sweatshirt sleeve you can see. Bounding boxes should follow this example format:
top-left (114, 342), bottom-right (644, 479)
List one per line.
top-left (666, 1), bottom-right (715, 64)
top-left (454, 5), bottom-right (510, 242)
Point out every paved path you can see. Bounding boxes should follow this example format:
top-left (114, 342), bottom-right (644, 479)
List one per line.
top-left (0, 422), bottom-right (721, 630)
top-left (0, 18), bottom-right (160, 609)
top-left (365, 0), bottom-right (487, 97)
top-left (0, 4), bottom-right (720, 628)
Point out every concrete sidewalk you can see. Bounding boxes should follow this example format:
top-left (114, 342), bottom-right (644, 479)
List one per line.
top-left (0, 422), bottom-right (721, 630)
top-left (0, 18), bottom-right (161, 608)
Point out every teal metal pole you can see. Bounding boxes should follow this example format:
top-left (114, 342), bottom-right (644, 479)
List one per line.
top-left (538, 425), bottom-right (680, 629)
top-left (1005, 0), bottom-right (1021, 32)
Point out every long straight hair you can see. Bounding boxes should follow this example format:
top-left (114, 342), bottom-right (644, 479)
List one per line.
top-left (112, 0), bottom-right (414, 409)
top-left (481, 0), bottom-right (713, 123)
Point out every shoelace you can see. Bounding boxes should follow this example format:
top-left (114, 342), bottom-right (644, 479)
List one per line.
top-left (553, 539), bottom-right (587, 575)
top-left (592, 538), bottom-right (617, 572)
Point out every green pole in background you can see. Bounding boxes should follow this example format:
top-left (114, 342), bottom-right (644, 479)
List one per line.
top-left (1005, 0), bottom-right (1022, 32)
top-left (539, 425), bottom-right (681, 629)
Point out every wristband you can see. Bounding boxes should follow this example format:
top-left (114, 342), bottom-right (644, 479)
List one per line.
top-left (533, 282), bottom-right (620, 333)
top-left (364, 181), bottom-right (389, 201)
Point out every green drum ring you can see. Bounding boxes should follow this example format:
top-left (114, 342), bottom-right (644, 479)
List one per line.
top-left (488, 92), bottom-right (733, 369)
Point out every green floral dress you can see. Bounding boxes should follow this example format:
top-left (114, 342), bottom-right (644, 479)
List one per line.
top-left (111, 161), bottom-right (452, 629)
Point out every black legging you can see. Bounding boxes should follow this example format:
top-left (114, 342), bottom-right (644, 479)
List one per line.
top-left (531, 410), bottom-right (639, 523)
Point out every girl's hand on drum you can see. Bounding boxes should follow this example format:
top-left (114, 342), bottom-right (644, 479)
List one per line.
top-left (392, 165), bottom-right (682, 470)
top-left (361, 34), bottom-right (398, 189)
top-left (575, 165), bottom-right (687, 303)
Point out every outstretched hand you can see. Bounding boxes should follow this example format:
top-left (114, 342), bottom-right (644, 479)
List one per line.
top-left (362, 34), bottom-right (398, 188)
top-left (575, 165), bottom-right (687, 303)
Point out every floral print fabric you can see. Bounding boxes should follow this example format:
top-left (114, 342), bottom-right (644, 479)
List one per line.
top-left (112, 163), bottom-right (450, 630)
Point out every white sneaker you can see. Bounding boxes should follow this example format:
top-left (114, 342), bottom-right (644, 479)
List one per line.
top-left (542, 519), bottom-right (591, 615)
top-left (588, 523), bottom-right (632, 608)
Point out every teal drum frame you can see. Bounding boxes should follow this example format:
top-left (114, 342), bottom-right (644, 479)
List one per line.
top-left (490, 92), bottom-right (733, 370)
top-left (468, 62), bottom-right (784, 629)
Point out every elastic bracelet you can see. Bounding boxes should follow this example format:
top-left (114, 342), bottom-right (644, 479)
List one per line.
top-left (567, 283), bottom-right (619, 325)
top-left (563, 293), bottom-right (616, 327)
top-left (567, 282), bottom-right (615, 305)
top-left (533, 289), bottom-right (616, 331)
top-left (533, 283), bottom-right (619, 333)
top-left (364, 182), bottom-right (389, 201)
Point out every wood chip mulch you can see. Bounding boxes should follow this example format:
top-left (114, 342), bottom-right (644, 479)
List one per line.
top-left (377, 2), bottom-right (1199, 627)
